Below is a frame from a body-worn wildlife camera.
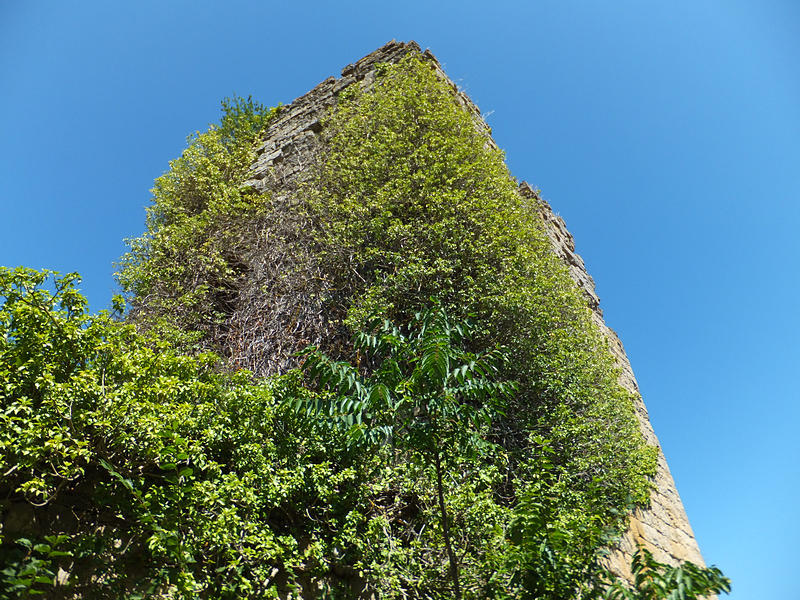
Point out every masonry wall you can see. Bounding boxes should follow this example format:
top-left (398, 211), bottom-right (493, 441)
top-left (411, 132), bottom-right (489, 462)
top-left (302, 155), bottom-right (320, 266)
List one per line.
top-left (246, 39), bottom-right (706, 581)
top-left (522, 183), bottom-right (706, 578)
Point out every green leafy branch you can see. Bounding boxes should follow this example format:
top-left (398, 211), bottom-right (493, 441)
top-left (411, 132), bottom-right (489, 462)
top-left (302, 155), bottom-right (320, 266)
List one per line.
top-left (300, 303), bottom-right (516, 599)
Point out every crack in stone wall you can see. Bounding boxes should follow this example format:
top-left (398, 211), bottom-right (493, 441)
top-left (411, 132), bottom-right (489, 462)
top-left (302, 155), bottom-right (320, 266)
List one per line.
top-left (247, 39), bottom-right (707, 584)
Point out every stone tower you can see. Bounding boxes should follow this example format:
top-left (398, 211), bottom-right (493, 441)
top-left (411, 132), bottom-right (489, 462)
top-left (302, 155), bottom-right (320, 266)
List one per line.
top-left (246, 40), bottom-right (707, 581)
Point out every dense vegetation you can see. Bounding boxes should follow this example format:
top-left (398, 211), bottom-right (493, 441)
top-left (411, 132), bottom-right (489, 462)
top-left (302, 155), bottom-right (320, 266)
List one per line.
top-left (303, 55), bottom-right (659, 529)
top-left (117, 96), bottom-right (280, 343)
top-left (0, 270), bottom-right (729, 599)
top-left (2, 51), bottom-right (730, 598)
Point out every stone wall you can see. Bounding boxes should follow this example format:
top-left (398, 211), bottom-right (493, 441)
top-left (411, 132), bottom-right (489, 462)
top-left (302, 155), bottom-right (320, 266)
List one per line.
top-left (520, 182), bottom-right (706, 579)
top-left (247, 39), bottom-right (706, 582)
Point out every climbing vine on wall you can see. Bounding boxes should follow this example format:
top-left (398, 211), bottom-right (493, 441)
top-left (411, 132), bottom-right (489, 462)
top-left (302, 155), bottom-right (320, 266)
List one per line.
top-left (0, 270), bottom-right (729, 598)
top-left (99, 50), bottom-right (732, 599)
top-left (303, 53), bottom-right (658, 537)
top-left (118, 96), bottom-right (280, 345)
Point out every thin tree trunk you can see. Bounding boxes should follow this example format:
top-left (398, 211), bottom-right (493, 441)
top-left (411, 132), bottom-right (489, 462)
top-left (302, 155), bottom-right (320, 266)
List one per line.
top-left (434, 448), bottom-right (461, 600)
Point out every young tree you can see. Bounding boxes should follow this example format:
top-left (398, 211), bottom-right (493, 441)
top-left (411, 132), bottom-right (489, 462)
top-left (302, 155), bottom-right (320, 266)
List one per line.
top-left (301, 304), bottom-right (516, 599)
top-left (605, 547), bottom-right (731, 600)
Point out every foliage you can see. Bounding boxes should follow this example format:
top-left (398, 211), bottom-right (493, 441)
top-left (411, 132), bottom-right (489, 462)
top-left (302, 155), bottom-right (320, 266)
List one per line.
top-left (505, 443), bottom-right (617, 599)
top-left (0, 270), bottom-right (729, 599)
top-left (303, 52), bottom-right (658, 560)
top-left (300, 303), bottom-right (515, 449)
top-left (0, 268), bottom-right (377, 598)
top-left (605, 547), bottom-right (731, 600)
top-left (301, 305), bottom-right (516, 598)
top-left (1, 535), bottom-right (72, 600)
top-left (117, 96), bottom-right (279, 340)
top-left (95, 48), bottom-right (729, 598)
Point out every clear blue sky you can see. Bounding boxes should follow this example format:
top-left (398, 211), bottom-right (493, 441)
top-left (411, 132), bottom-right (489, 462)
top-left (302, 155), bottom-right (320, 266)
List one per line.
top-left (2, 2), bottom-right (798, 597)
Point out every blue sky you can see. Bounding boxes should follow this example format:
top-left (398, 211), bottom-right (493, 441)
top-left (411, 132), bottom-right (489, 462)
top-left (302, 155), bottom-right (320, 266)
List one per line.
top-left (2, 1), bottom-right (798, 597)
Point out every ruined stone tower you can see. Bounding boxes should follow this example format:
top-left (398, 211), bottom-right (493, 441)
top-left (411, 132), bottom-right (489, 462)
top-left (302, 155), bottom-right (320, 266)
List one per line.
top-left (246, 40), bottom-right (707, 581)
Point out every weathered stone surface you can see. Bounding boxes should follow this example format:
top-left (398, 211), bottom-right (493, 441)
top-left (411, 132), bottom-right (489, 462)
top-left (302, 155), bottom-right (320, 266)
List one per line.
top-left (246, 39), bottom-right (707, 585)
top-left (522, 182), bottom-right (707, 579)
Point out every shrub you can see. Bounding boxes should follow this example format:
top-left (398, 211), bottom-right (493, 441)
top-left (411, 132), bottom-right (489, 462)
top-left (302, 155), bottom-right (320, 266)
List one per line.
top-left (118, 97), bottom-right (279, 341)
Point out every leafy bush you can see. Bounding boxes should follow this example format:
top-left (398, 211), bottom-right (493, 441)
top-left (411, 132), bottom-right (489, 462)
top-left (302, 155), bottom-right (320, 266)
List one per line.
top-left (301, 305), bottom-right (517, 598)
top-left (605, 547), bottom-right (731, 600)
top-left (1, 270), bottom-right (728, 598)
top-left (118, 97), bottom-right (279, 340)
top-left (0, 268), bottom-right (377, 598)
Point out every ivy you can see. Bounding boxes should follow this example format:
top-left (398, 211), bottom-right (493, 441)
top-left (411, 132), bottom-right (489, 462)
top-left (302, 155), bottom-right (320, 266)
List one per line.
top-left (117, 97), bottom-right (280, 340)
top-left (97, 49), bottom-right (730, 598)
top-left (0, 269), bottom-right (376, 598)
top-left (303, 53), bottom-right (657, 550)
top-left (0, 270), bottom-right (729, 598)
